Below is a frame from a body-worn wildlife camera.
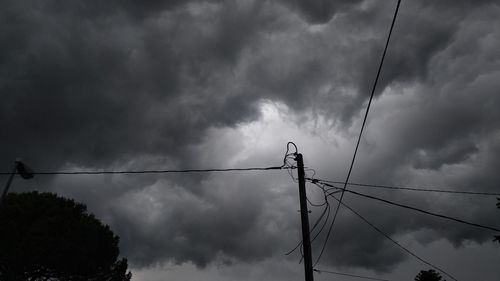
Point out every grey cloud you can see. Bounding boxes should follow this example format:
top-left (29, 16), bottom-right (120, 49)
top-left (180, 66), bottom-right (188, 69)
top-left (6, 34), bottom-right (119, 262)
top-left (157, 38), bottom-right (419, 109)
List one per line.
top-left (412, 139), bottom-right (478, 170)
top-left (102, 174), bottom-right (295, 267)
top-left (279, 0), bottom-right (363, 24)
top-left (302, 3), bottom-right (500, 265)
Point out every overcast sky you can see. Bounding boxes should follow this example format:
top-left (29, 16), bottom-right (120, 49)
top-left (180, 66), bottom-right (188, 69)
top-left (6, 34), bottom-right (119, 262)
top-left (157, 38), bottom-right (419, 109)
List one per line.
top-left (2, 0), bottom-right (500, 280)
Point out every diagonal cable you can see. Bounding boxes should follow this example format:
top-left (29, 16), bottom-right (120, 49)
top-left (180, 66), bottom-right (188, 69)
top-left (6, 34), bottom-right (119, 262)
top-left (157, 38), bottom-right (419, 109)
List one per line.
top-left (322, 182), bottom-right (500, 233)
top-left (314, 0), bottom-right (403, 266)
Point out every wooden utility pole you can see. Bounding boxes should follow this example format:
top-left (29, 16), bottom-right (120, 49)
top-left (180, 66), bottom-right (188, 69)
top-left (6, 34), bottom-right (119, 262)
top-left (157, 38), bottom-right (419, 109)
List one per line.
top-left (0, 160), bottom-right (34, 206)
top-left (0, 165), bottom-right (17, 206)
top-left (296, 153), bottom-right (314, 281)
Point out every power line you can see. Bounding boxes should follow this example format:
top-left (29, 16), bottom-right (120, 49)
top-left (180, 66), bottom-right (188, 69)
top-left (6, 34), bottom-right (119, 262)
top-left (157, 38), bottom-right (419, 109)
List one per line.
top-left (321, 181), bottom-right (500, 233)
top-left (315, 0), bottom-right (403, 267)
top-left (313, 269), bottom-right (390, 281)
top-left (323, 188), bottom-right (458, 281)
top-left (308, 178), bottom-right (500, 196)
top-left (0, 166), bottom-right (291, 176)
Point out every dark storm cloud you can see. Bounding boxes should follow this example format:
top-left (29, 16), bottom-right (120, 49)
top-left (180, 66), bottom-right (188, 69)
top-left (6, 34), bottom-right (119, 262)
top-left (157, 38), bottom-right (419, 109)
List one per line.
top-left (2, 0), bottom-right (500, 276)
top-left (0, 0), bottom-right (273, 171)
top-left (0, 0), bottom-right (467, 171)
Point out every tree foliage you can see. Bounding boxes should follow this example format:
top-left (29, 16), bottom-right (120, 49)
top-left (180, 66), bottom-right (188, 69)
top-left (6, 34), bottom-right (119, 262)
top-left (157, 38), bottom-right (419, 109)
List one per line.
top-left (0, 192), bottom-right (131, 281)
top-left (414, 269), bottom-right (445, 281)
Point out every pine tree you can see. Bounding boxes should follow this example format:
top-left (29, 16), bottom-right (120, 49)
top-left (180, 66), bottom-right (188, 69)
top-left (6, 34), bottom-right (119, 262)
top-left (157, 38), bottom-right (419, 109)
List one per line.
top-left (0, 192), bottom-right (131, 281)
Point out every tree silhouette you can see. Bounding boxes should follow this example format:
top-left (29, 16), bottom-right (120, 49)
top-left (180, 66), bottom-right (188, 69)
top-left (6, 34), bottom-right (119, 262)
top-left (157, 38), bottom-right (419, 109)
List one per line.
top-left (414, 269), bottom-right (445, 281)
top-left (0, 192), bottom-right (131, 281)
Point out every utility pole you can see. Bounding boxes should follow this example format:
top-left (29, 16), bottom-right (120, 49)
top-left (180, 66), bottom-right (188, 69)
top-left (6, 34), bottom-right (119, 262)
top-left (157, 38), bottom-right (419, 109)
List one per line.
top-left (0, 160), bottom-right (34, 206)
top-left (0, 165), bottom-right (17, 205)
top-left (296, 153), bottom-right (314, 281)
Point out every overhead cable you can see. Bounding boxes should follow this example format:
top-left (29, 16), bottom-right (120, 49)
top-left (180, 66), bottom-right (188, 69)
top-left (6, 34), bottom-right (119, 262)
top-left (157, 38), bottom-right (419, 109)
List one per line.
top-left (313, 269), bottom-right (390, 281)
top-left (0, 166), bottom-right (290, 176)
